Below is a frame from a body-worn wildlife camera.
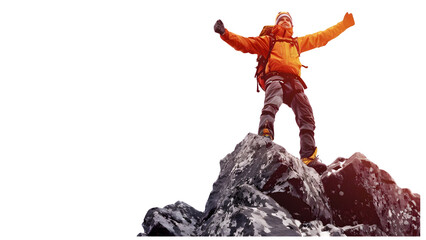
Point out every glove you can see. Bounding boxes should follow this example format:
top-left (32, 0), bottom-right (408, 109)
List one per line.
top-left (343, 12), bottom-right (355, 27)
top-left (214, 19), bottom-right (225, 35)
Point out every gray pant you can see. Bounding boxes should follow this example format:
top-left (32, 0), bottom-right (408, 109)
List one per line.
top-left (258, 76), bottom-right (316, 159)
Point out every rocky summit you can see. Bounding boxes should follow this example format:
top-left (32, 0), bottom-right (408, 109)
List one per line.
top-left (139, 133), bottom-right (420, 236)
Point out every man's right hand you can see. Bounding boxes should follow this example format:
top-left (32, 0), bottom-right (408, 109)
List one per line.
top-left (214, 20), bottom-right (225, 35)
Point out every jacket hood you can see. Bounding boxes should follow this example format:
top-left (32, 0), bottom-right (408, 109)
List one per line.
top-left (272, 24), bottom-right (293, 38)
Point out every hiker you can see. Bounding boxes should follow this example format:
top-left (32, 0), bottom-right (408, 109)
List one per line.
top-left (214, 12), bottom-right (355, 174)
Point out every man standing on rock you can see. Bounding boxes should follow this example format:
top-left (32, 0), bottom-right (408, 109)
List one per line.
top-left (214, 12), bottom-right (355, 174)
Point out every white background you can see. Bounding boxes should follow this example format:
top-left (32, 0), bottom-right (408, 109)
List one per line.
top-left (1, 0), bottom-right (424, 239)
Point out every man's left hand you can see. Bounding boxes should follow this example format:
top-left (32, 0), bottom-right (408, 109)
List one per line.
top-left (343, 12), bottom-right (355, 27)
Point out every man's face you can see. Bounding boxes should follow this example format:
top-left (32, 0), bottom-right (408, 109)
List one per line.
top-left (277, 16), bottom-right (292, 29)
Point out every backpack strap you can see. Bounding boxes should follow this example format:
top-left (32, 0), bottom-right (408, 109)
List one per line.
top-left (255, 34), bottom-right (277, 92)
top-left (291, 37), bottom-right (300, 57)
top-left (289, 37), bottom-right (308, 68)
top-left (258, 35), bottom-right (277, 92)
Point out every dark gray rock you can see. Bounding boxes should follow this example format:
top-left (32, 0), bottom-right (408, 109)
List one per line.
top-left (139, 133), bottom-right (420, 236)
top-left (142, 201), bottom-right (202, 236)
top-left (299, 221), bottom-right (387, 236)
top-left (200, 184), bottom-right (301, 236)
top-left (322, 152), bottom-right (420, 236)
top-left (340, 224), bottom-right (387, 236)
top-left (203, 133), bottom-right (332, 225)
top-left (299, 220), bottom-right (329, 236)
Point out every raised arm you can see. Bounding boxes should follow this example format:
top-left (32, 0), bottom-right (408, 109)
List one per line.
top-left (298, 13), bottom-right (355, 53)
top-left (214, 20), bottom-right (270, 57)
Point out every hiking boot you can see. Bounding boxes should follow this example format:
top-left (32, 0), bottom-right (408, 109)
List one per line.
top-left (307, 158), bottom-right (327, 175)
top-left (260, 128), bottom-right (274, 140)
top-left (301, 147), bottom-right (327, 175)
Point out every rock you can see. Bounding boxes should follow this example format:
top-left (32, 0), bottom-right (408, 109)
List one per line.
top-left (300, 221), bottom-right (387, 236)
top-left (299, 220), bottom-right (329, 236)
top-left (142, 201), bottom-right (202, 236)
top-left (341, 224), bottom-right (387, 236)
top-left (199, 184), bottom-right (301, 236)
top-left (139, 133), bottom-right (421, 236)
top-left (322, 152), bottom-right (420, 236)
top-left (203, 133), bottom-right (332, 225)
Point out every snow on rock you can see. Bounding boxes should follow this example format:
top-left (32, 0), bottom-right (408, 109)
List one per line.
top-left (139, 133), bottom-right (420, 236)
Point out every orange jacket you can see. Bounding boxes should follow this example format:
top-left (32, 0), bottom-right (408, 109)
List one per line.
top-left (220, 15), bottom-right (354, 77)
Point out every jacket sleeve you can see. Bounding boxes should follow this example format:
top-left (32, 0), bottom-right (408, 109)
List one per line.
top-left (220, 29), bottom-right (270, 57)
top-left (298, 19), bottom-right (353, 53)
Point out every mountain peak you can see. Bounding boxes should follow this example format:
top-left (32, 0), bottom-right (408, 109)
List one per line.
top-left (139, 133), bottom-right (420, 236)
